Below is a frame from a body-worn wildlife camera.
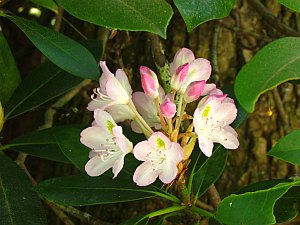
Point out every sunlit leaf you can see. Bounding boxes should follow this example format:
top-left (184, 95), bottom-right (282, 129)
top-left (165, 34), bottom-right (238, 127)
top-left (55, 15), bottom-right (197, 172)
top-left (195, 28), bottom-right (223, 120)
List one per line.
top-left (268, 129), bottom-right (300, 166)
top-left (174, 0), bottom-right (236, 31)
top-left (277, 0), bottom-right (300, 13)
top-left (56, 0), bottom-right (173, 38)
top-left (235, 37), bottom-right (300, 113)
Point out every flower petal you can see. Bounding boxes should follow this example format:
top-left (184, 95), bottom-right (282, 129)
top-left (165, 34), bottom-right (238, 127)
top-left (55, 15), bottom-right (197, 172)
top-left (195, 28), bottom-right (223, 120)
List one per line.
top-left (170, 48), bottom-right (195, 76)
top-left (148, 132), bottom-right (172, 151)
top-left (116, 69), bottom-right (132, 95)
top-left (94, 109), bottom-right (117, 134)
top-left (106, 75), bottom-right (130, 103)
top-left (99, 61), bottom-right (114, 94)
top-left (133, 140), bottom-right (153, 161)
top-left (112, 126), bottom-right (133, 154)
top-left (197, 135), bottom-right (214, 157)
top-left (80, 127), bottom-right (110, 150)
top-left (166, 142), bottom-right (184, 164)
top-left (212, 128), bottom-right (239, 149)
top-left (85, 155), bottom-right (116, 177)
top-left (158, 161), bottom-right (178, 184)
top-left (106, 104), bottom-right (135, 122)
top-left (112, 156), bottom-right (125, 178)
top-left (133, 161), bottom-right (159, 186)
top-left (215, 102), bottom-right (237, 125)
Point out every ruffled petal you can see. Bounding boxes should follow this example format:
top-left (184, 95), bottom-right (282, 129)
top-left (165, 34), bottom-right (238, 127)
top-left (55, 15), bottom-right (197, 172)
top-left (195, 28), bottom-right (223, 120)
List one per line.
top-left (148, 132), bottom-right (172, 151)
top-left (133, 161), bottom-right (159, 186)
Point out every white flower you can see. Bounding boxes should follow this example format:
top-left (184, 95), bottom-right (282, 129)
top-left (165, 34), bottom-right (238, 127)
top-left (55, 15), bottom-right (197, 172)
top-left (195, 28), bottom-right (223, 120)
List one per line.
top-left (80, 109), bottom-right (133, 178)
top-left (193, 95), bottom-right (239, 157)
top-left (133, 132), bottom-right (183, 186)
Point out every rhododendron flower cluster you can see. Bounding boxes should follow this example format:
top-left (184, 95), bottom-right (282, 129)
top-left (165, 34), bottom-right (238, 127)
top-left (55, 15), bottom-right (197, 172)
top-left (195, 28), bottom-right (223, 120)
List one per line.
top-left (80, 48), bottom-right (239, 186)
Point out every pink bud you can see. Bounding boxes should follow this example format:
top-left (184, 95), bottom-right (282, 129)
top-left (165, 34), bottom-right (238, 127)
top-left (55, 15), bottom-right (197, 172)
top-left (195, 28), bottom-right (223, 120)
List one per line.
top-left (184, 80), bottom-right (206, 103)
top-left (140, 66), bottom-right (159, 99)
top-left (160, 97), bottom-right (176, 119)
top-left (171, 63), bottom-right (189, 91)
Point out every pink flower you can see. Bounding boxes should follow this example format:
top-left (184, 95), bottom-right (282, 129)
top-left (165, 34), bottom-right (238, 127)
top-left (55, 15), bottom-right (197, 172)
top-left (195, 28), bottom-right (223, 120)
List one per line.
top-left (133, 132), bottom-right (183, 186)
top-left (140, 66), bottom-right (159, 99)
top-left (87, 61), bottom-right (134, 121)
top-left (170, 48), bottom-right (212, 94)
top-left (193, 95), bottom-right (239, 157)
top-left (80, 109), bottom-right (133, 178)
top-left (160, 97), bottom-right (176, 119)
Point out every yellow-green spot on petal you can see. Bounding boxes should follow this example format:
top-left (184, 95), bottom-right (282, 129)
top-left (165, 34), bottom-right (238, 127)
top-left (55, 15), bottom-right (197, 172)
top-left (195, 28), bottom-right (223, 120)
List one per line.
top-left (106, 120), bottom-right (115, 134)
top-left (156, 138), bottom-right (166, 150)
top-left (202, 105), bottom-right (211, 117)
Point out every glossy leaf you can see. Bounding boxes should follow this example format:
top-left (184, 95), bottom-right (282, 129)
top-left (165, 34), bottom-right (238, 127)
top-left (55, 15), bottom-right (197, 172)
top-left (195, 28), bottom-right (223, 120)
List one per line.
top-left (30, 0), bottom-right (58, 12)
top-left (34, 171), bottom-right (171, 206)
top-left (56, 0), bottom-right (173, 38)
top-left (277, 0), bottom-right (300, 13)
top-left (0, 153), bottom-right (47, 225)
top-left (216, 179), bottom-right (300, 225)
top-left (0, 31), bottom-right (21, 106)
top-left (4, 126), bottom-right (77, 163)
top-left (5, 15), bottom-right (99, 79)
top-left (268, 129), bottom-right (300, 166)
top-left (54, 127), bottom-right (89, 171)
top-left (235, 37), bottom-right (300, 113)
top-left (4, 61), bottom-right (82, 119)
top-left (174, 0), bottom-right (236, 31)
top-left (237, 179), bottom-right (299, 223)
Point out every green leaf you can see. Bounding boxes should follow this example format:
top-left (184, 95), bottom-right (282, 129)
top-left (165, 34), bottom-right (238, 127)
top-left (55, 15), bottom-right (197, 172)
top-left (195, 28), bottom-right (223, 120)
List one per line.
top-left (192, 146), bottom-right (228, 200)
top-left (216, 179), bottom-right (300, 225)
top-left (174, 0), bottom-right (236, 32)
top-left (35, 171), bottom-right (170, 206)
top-left (0, 153), bottom-right (47, 225)
top-left (268, 129), bottom-right (300, 166)
top-left (235, 37), bottom-right (300, 113)
top-left (5, 15), bottom-right (99, 79)
top-left (0, 31), bottom-right (21, 106)
top-left (4, 126), bottom-right (75, 163)
top-left (56, 0), bottom-right (173, 38)
top-left (54, 127), bottom-right (90, 171)
top-left (277, 0), bottom-right (300, 13)
top-left (30, 0), bottom-right (58, 12)
top-left (4, 61), bottom-right (82, 119)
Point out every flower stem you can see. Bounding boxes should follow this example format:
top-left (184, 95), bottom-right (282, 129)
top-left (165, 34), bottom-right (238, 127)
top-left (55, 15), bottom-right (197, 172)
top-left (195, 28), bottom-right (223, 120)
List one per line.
top-left (154, 97), bottom-right (167, 131)
top-left (128, 100), bottom-right (154, 136)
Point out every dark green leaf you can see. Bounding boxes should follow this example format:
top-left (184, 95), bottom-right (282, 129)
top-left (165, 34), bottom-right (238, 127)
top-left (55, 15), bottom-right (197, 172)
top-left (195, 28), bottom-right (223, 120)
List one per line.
top-left (56, 0), bottom-right (173, 38)
top-left (277, 0), bottom-right (300, 13)
top-left (192, 146), bottom-right (227, 200)
top-left (5, 15), bottom-right (99, 79)
top-left (216, 179), bottom-right (300, 225)
top-left (54, 127), bottom-right (90, 171)
top-left (0, 31), bottom-right (21, 106)
top-left (0, 153), bottom-right (47, 225)
top-left (5, 126), bottom-right (77, 163)
top-left (235, 37), bottom-right (300, 113)
top-left (174, 0), bottom-right (236, 31)
top-left (268, 129), bottom-right (300, 166)
top-left (5, 61), bottom-right (82, 119)
top-left (30, 0), bottom-right (58, 12)
top-left (34, 172), bottom-right (169, 206)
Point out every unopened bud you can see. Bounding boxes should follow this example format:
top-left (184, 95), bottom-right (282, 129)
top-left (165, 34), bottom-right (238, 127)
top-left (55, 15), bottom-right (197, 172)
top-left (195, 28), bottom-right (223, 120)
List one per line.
top-left (171, 63), bottom-right (189, 91)
top-left (140, 66), bottom-right (159, 99)
top-left (160, 97), bottom-right (176, 119)
top-left (184, 80), bottom-right (206, 103)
